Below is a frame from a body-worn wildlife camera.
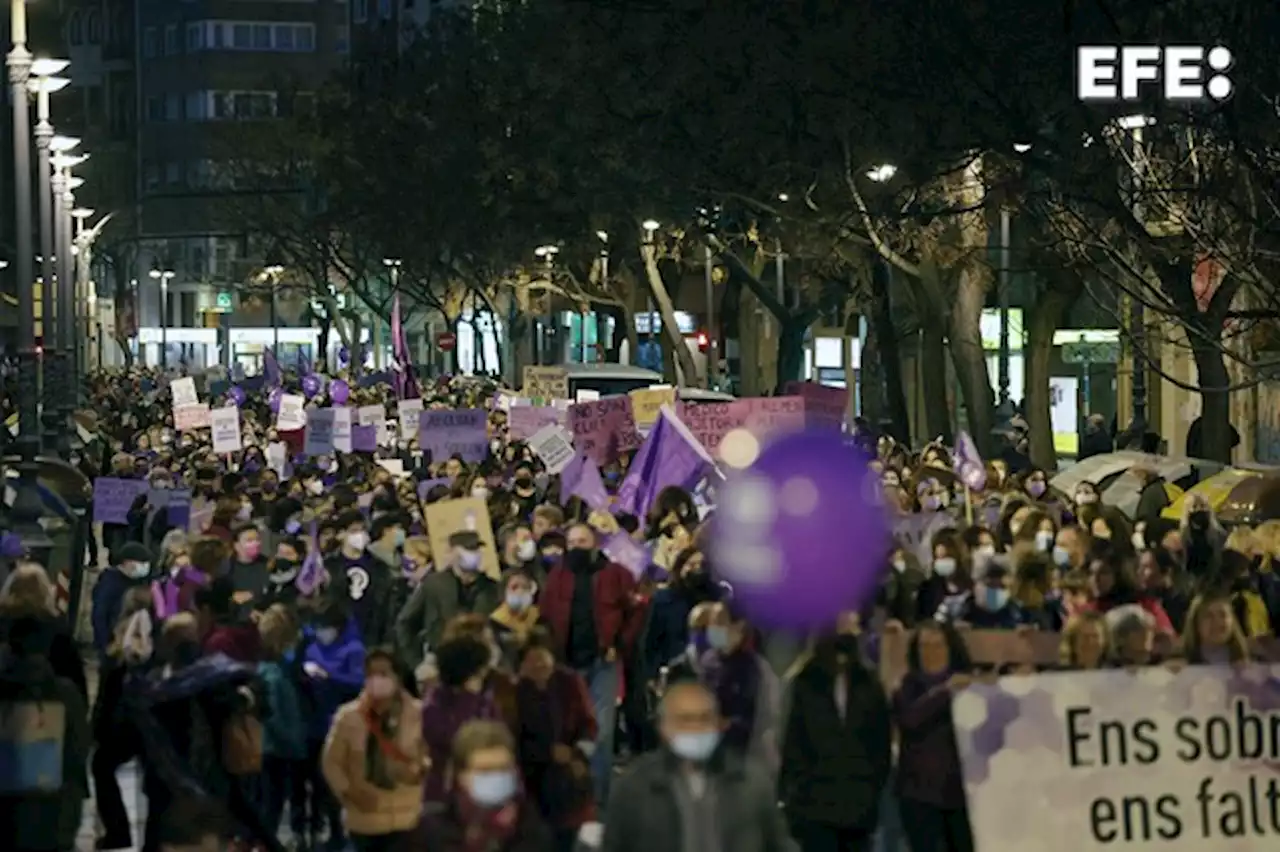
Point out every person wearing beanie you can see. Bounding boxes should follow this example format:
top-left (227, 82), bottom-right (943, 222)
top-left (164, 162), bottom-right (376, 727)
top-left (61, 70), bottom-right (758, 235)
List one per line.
top-left (93, 542), bottom-right (156, 659)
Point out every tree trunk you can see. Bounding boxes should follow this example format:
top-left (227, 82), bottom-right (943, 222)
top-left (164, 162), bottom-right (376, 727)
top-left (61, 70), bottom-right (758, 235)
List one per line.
top-left (318, 315), bottom-right (332, 370)
top-left (869, 259), bottom-right (910, 445)
top-left (948, 265), bottom-right (994, 455)
top-left (858, 318), bottom-right (885, 426)
top-left (1024, 285), bottom-right (1075, 471)
top-left (777, 315), bottom-right (809, 388)
top-left (1191, 332), bottom-right (1233, 463)
top-left (919, 323), bottom-right (952, 445)
top-left (641, 245), bottom-right (698, 385)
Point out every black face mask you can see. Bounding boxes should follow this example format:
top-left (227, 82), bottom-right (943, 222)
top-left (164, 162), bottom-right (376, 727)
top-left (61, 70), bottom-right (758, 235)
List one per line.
top-left (832, 634), bottom-right (861, 657)
top-left (565, 548), bottom-right (596, 572)
top-left (515, 475), bottom-right (533, 488)
top-left (1189, 511), bottom-right (1210, 530)
top-left (270, 560), bottom-right (298, 585)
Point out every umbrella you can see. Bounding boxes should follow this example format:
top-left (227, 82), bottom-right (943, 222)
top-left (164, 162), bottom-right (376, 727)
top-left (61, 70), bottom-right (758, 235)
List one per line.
top-left (1161, 468), bottom-right (1271, 521)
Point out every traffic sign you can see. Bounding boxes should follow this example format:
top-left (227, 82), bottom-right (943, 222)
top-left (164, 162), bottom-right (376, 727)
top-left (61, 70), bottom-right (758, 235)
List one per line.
top-left (436, 331), bottom-right (457, 352)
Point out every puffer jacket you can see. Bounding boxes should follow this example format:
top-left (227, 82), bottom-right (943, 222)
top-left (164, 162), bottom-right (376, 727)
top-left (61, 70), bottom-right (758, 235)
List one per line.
top-left (322, 694), bottom-right (425, 836)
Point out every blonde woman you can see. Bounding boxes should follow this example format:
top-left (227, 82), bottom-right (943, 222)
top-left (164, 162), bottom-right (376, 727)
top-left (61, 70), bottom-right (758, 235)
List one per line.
top-left (0, 562), bottom-right (87, 697)
top-left (1180, 594), bottom-right (1251, 664)
top-left (1059, 611), bottom-right (1111, 670)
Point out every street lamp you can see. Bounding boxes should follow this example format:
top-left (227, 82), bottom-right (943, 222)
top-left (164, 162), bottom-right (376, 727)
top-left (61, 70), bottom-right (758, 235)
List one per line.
top-left (588, 231), bottom-right (608, 364)
top-left (149, 265), bottom-right (176, 367)
top-left (71, 208), bottom-right (98, 374)
top-left (52, 154), bottom-right (85, 412)
top-left (5, 0), bottom-right (54, 558)
top-left (534, 246), bottom-right (559, 366)
top-left (866, 164), bottom-right (898, 183)
top-left (261, 258), bottom-right (285, 355)
top-left (639, 222), bottom-right (661, 349)
top-left (1013, 142), bottom-right (1032, 154)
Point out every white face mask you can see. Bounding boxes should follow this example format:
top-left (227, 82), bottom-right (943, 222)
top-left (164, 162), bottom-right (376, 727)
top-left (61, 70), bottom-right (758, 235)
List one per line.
top-left (1132, 532), bottom-right (1146, 551)
top-left (345, 531), bottom-right (369, 552)
top-left (471, 486), bottom-right (489, 500)
top-left (306, 480), bottom-right (324, 496)
top-left (516, 539), bottom-right (537, 562)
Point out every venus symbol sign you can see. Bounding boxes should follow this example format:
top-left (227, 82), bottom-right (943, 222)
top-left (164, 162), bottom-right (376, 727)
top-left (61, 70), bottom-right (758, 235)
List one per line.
top-left (710, 428), bottom-right (892, 631)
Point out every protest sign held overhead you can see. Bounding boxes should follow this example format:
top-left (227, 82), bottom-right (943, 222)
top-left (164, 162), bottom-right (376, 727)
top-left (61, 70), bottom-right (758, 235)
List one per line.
top-left (522, 366), bottom-right (568, 401)
top-left (567, 395), bottom-right (641, 465)
top-left (210, 407), bottom-right (242, 454)
top-left (418, 408), bottom-right (487, 463)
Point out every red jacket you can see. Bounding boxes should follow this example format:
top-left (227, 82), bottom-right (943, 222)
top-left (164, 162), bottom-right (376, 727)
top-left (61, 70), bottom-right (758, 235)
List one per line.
top-left (540, 560), bottom-right (637, 660)
top-left (203, 621), bottom-right (262, 663)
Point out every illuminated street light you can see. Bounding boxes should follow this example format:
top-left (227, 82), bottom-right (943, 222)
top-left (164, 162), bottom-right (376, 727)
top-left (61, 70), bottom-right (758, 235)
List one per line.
top-left (533, 245), bottom-right (559, 259)
top-left (865, 164), bottom-right (897, 183)
top-left (30, 58), bottom-right (69, 77)
top-left (50, 134), bottom-right (80, 153)
top-left (595, 230), bottom-right (608, 242)
top-left (641, 219), bottom-right (660, 233)
top-left (1013, 143), bottom-right (1032, 153)
top-left (1116, 114), bottom-right (1155, 130)
top-left (777, 192), bottom-right (789, 202)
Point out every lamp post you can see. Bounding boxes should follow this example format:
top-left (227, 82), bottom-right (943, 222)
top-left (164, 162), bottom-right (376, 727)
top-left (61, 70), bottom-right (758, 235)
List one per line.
top-left (30, 68), bottom-right (69, 380)
top-left (263, 261), bottom-right (285, 355)
top-left (58, 168), bottom-right (84, 412)
top-left (381, 257), bottom-right (402, 371)
top-left (50, 152), bottom-right (85, 426)
top-left (991, 206), bottom-right (1015, 435)
top-left (71, 207), bottom-right (98, 378)
top-left (641, 220), bottom-right (659, 352)
top-left (591, 231), bottom-right (608, 364)
top-left (149, 265), bottom-right (175, 367)
top-left (1119, 114), bottom-right (1154, 444)
top-left (5, 0), bottom-right (53, 557)
top-left (534, 245), bottom-right (559, 366)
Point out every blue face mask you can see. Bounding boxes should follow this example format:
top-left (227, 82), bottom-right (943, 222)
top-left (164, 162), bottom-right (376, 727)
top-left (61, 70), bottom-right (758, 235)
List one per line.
top-left (467, 770), bottom-right (518, 807)
top-left (394, 529), bottom-right (407, 548)
top-left (981, 586), bottom-right (1010, 611)
top-left (1052, 546), bottom-right (1071, 568)
top-left (506, 591), bottom-right (534, 612)
top-left (285, 519), bottom-right (302, 535)
top-left (315, 627), bottom-right (340, 645)
top-left (669, 731), bottom-right (721, 762)
top-left (706, 625), bottom-right (731, 651)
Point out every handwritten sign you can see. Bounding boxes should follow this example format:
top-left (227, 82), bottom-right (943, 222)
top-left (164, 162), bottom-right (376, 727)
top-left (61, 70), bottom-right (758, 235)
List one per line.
top-left (507, 405), bottom-right (566, 441)
top-left (266, 441), bottom-right (288, 477)
top-left (522, 366), bottom-right (569, 401)
top-left (398, 398), bottom-right (424, 441)
top-left (351, 424), bottom-right (377, 452)
top-left (276, 394), bottom-right (306, 431)
top-left (173, 403), bottom-right (211, 431)
top-left (304, 409), bottom-right (335, 456)
top-left (170, 376), bottom-right (198, 408)
top-left (332, 407), bottom-right (353, 453)
top-left (629, 387), bottom-right (677, 428)
top-left (425, 497), bottom-right (500, 580)
top-left (528, 424), bottom-right (576, 475)
top-left (92, 477), bottom-right (151, 524)
top-left (210, 407), bottom-right (242, 454)
top-left (568, 396), bottom-right (641, 465)
top-left (419, 408), bottom-right (488, 463)
top-left (676, 396), bottom-right (807, 454)
top-left (357, 404), bottom-right (385, 427)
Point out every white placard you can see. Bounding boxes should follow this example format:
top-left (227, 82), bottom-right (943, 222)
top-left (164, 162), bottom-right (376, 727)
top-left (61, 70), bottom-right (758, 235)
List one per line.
top-left (528, 424), bottom-right (576, 475)
top-left (266, 441), bottom-right (288, 478)
top-left (276, 394), bottom-right (307, 431)
top-left (398, 398), bottom-right (424, 440)
top-left (575, 389), bottom-right (600, 402)
top-left (304, 409), bottom-right (335, 456)
top-left (170, 376), bottom-right (198, 409)
top-left (210, 407), bottom-right (243, 454)
top-left (332, 407), bottom-right (353, 453)
top-left (357, 404), bottom-right (385, 427)
top-left (377, 459), bottom-right (406, 478)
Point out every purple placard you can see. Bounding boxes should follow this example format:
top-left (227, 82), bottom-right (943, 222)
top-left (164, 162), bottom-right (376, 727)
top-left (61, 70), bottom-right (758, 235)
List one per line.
top-left (419, 408), bottom-right (488, 463)
top-left (507, 405), bottom-right (566, 441)
top-left (351, 424), bottom-right (378, 452)
top-left (93, 477), bottom-right (151, 525)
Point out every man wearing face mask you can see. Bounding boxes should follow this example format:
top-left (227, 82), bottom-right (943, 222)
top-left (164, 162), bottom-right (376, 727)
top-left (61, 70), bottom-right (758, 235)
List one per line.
top-left (93, 542), bottom-right (155, 660)
top-left (540, 522), bottom-right (637, 806)
top-left (938, 563), bottom-right (1032, 630)
top-left (602, 680), bottom-right (793, 852)
top-left (368, 513), bottom-right (408, 576)
top-left (498, 522), bottom-right (543, 586)
top-left (326, 511), bottom-right (394, 647)
top-left (228, 524), bottom-right (270, 607)
top-left (394, 530), bottom-right (501, 676)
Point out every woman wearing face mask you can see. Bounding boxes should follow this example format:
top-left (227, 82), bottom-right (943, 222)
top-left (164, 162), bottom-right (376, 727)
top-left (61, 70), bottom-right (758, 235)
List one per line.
top-left (1084, 545), bottom-right (1174, 634)
top-left (511, 462), bottom-right (541, 520)
top-left (420, 720), bottom-right (552, 852)
top-left (420, 636), bottom-right (503, 809)
top-left (914, 479), bottom-right (950, 514)
top-left (1011, 553), bottom-right (1066, 631)
top-left (228, 524), bottom-right (270, 608)
top-left (1020, 469), bottom-right (1050, 503)
top-left (321, 647), bottom-right (426, 852)
top-left (892, 622), bottom-right (976, 852)
top-left (881, 548), bottom-right (926, 627)
top-left (514, 632), bottom-right (597, 852)
top-left (640, 547), bottom-right (721, 693)
top-left (937, 563), bottom-right (1033, 630)
top-left (1181, 496), bottom-right (1225, 578)
top-left (491, 571), bottom-right (543, 667)
top-left (151, 531), bottom-right (211, 620)
top-left (915, 530), bottom-right (972, 625)
top-left (1073, 482), bottom-right (1100, 512)
top-left (699, 603), bottom-right (779, 767)
top-left (781, 612), bottom-right (892, 852)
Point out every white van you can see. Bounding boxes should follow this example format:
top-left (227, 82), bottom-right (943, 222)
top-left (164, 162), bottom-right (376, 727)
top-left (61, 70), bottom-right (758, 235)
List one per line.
top-left (560, 363), bottom-right (734, 404)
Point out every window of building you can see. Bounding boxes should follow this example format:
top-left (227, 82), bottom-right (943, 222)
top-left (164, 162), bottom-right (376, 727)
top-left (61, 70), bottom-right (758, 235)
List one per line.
top-left (274, 25), bottom-right (294, 51)
top-left (212, 92), bottom-right (231, 120)
top-left (165, 162), bottom-right (181, 186)
top-left (296, 26), bottom-right (314, 51)
top-left (253, 24), bottom-right (272, 49)
top-left (68, 11), bottom-right (84, 47)
top-left (185, 92), bottom-right (206, 121)
top-left (145, 96), bottom-right (164, 122)
top-left (354, 0), bottom-right (369, 23)
top-left (379, 0), bottom-right (392, 20)
top-left (232, 23), bottom-right (252, 49)
top-left (211, 23), bottom-right (225, 48)
top-left (145, 164), bottom-right (160, 191)
top-left (142, 26), bottom-right (158, 58)
top-left (86, 11), bottom-right (102, 45)
top-left (335, 24), bottom-right (350, 53)
top-left (186, 22), bottom-right (204, 52)
top-left (164, 24), bottom-right (179, 55)
top-left (165, 94), bottom-right (181, 121)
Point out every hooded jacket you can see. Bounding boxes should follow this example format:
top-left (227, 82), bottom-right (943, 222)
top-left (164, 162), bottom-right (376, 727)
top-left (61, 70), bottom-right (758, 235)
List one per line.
top-left (301, 620), bottom-right (365, 741)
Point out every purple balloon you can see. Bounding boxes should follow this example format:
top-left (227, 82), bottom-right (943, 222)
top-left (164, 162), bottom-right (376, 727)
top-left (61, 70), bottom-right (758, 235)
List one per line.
top-left (330, 378), bottom-right (350, 405)
top-left (228, 385), bottom-right (246, 407)
top-left (710, 429), bottom-right (891, 632)
top-left (301, 373), bottom-right (321, 397)
top-left (268, 387), bottom-right (284, 413)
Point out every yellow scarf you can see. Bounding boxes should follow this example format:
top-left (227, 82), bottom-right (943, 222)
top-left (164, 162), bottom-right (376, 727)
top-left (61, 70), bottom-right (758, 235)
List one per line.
top-left (490, 604), bottom-right (540, 641)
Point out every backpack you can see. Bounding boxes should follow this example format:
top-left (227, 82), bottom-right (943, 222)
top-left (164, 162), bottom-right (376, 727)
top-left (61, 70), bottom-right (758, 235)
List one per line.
top-left (221, 708), bottom-right (264, 775)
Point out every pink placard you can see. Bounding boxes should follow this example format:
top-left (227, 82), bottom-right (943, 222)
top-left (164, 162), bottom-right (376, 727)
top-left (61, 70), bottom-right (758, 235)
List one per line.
top-left (677, 396), bottom-right (808, 453)
top-left (568, 396), bottom-right (641, 464)
top-left (507, 405), bottom-right (566, 441)
top-left (784, 381), bottom-right (848, 428)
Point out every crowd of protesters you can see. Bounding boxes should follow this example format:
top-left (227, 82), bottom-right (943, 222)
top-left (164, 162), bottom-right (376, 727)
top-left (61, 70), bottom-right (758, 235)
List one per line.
top-left (0, 362), bottom-right (1273, 852)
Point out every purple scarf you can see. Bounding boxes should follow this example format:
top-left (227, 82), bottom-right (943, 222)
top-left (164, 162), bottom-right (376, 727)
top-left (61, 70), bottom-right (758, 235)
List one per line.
top-left (151, 566), bottom-right (209, 619)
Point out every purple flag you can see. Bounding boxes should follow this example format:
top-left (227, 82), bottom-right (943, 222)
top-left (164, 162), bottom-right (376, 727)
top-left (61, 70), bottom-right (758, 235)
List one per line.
top-left (953, 430), bottom-right (987, 491)
top-left (603, 532), bottom-right (650, 579)
top-left (561, 453), bottom-right (609, 510)
top-left (390, 294), bottom-right (421, 401)
top-left (264, 348), bottom-right (282, 389)
top-left (295, 520), bottom-right (324, 595)
top-left (613, 406), bottom-right (715, 517)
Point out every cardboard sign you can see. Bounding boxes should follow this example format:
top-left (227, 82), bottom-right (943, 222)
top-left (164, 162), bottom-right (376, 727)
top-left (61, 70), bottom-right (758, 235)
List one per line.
top-left (522, 366), bottom-right (569, 400)
top-left (304, 409), bottom-right (335, 456)
top-left (92, 477), bottom-right (151, 525)
top-left (419, 408), bottom-right (488, 463)
top-left (425, 497), bottom-right (500, 580)
top-left (377, 459), bottom-right (406, 478)
top-left (170, 376), bottom-right (198, 408)
top-left (567, 396), bottom-right (642, 465)
top-left (210, 407), bottom-right (242, 454)
top-left (676, 396), bottom-right (807, 454)
top-left (528, 424), bottom-right (576, 475)
top-left (398, 398), bottom-right (424, 441)
top-left (357, 404), bottom-right (385, 427)
top-left (276, 394), bottom-right (307, 431)
top-left (629, 387), bottom-right (678, 428)
top-left (507, 405), bottom-right (566, 441)
top-left (332, 407), bottom-right (353, 453)
top-left (173, 404), bottom-right (211, 431)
